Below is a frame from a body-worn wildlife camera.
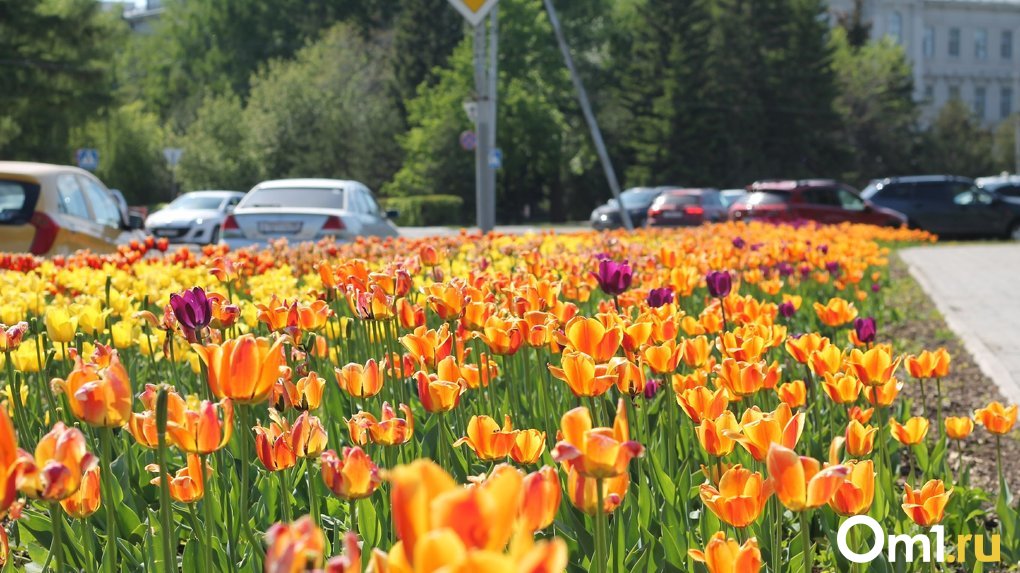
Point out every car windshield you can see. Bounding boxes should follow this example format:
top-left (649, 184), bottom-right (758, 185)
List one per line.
top-left (744, 191), bottom-right (790, 205)
top-left (167, 195), bottom-right (226, 210)
top-left (242, 187), bottom-right (346, 209)
top-left (619, 188), bottom-right (660, 208)
top-left (660, 194), bottom-right (699, 206)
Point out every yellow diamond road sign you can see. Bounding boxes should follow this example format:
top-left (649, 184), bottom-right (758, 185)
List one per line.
top-left (448, 0), bottom-right (499, 26)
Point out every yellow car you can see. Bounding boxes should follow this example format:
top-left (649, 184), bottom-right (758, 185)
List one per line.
top-left (0, 161), bottom-right (146, 256)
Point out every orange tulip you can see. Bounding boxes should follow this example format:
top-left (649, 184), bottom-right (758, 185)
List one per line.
top-left (813, 297), bottom-right (857, 327)
top-left (944, 416), bottom-right (974, 440)
top-left (388, 459), bottom-right (458, 561)
top-left (974, 401), bottom-right (1018, 435)
top-left (346, 402), bottom-right (414, 447)
top-left (821, 372), bottom-right (863, 404)
top-left (265, 515), bottom-right (327, 573)
top-left (0, 322), bottom-right (27, 352)
top-left (0, 524), bottom-right (6, 569)
top-left (808, 344), bottom-right (843, 377)
top-left (400, 324), bottom-right (454, 370)
top-left (454, 415), bottom-right (518, 462)
top-left (785, 333), bottom-right (828, 364)
top-left (291, 371), bottom-right (326, 411)
top-left (475, 315), bottom-right (524, 356)
top-left (889, 417), bottom-right (929, 446)
top-left (511, 429), bottom-right (547, 465)
top-left (425, 282), bottom-right (465, 320)
top-left (699, 465), bottom-right (771, 528)
top-left (335, 360), bottom-right (384, 398)
top-left (291, 411), bottom-right (328, 459)
top-left (254, 411), bottom-right (298, 472)
top-left (565, 464), bottom-right (628, 515)
top-left (864, 377), bottom-right (902, 407)
top-left (166, 396), bottom-right (234, 455)
top-left (697, 411), bottom-right (740, 457)
top-left (672, 369), bottom-right (710, 392)
top-left (905, 348), bottom-right (951, 379)
top-left (414, 371), bottom-right (462, 413)
top-left (846, 346), bottom-right (901, 386)
top-left (324, 532), bottom-right (363, 573)
top-left (776, 380), bottom-right (806, 408)
top-left (847, 406), bottom-right (875, 424)
top-left (621, 321), bottom-right (653, 355)
top-left (766, 443), bottom-right (849, 512)
top-left (52, 346), bottom-right (133, 427)
top-left (396, 298), bottom-right (425, 330)
top-left (552, 399), bottom-right (644, 479)
top-left (128, 385), bottom-right (186, 449)
top-left (147, 454), bottom-right (211, 504)
top-left (681, 335), bottom-right (713, 368)
top-left (321, 447), bottom-right (381, 500)
top-left (642, 340), bottom-right (682, 374)
top-left (518, 466), bottom-right (561, 532)
top-left (688, 532), bottom-right (762, 573)
top-left (677, 386), bottom-right (729, 424)
top-left (558, 316), bottom-right (622, 363)
top-left (829, 460), bottom-right (875, 516)
top-left (715, 359), bottom-right (778, 398)
top-left (60, 465), bottom-right (101, 519)
top-left (728, 403), bottom-right (805, 462)
top-left (0, 409), bottom-right (25, 517)
top-left (902, 480), bottom-right (952, 527)
top-left (845, 420), bottom-right (878, 457)
top-left (18, 423), bottom-right (98, 501)
top-left (613, 358), bottom-right (647, 396)
top-left (193, 334), bottom-right (287, 404)
top-left (548, 351), bottom-right (621, 398)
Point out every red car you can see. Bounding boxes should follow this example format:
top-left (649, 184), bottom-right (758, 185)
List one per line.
top-left (729, 180), bottom-right (906, 227)
top-left (647, 188), bottom-right (729, 227)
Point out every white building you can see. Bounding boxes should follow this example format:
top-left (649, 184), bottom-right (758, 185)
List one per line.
top-left (829, 0), bottom-right (1020, 126)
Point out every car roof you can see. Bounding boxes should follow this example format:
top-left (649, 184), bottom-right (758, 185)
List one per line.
top-left (976, 175), bottom-right (1020, 186)
top-left (181, 190), bottom-right (245, 197)
top-left (876, 175), bottom-right (974, 185)
top-left (0, 161), bottom-right (93, 179)
top-left (253, 178), bottom-right (365, 190)
top-left (750, 179), bottom-right (838, 191)
top-left (662, 188), bottom-right (717, 195)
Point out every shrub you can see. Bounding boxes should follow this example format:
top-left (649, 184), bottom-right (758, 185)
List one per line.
top-left (381, 194), bottom-right (464, 226)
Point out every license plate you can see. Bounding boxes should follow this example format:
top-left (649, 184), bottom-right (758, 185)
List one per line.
top-left (153, 229), bottom-right (177, 237)
top-left (257, 221), bottom-right (303, 234)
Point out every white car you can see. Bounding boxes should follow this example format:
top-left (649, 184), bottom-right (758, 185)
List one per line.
top-left (221, 179), bottom-right (399, 249)
top-left (145, 191), bottom-right (245, 244)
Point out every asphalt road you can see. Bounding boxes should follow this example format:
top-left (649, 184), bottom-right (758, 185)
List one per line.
top-left (398, 224), bottom-right (586, 239)
top-left (899, 243), bottom-right (1020, 404)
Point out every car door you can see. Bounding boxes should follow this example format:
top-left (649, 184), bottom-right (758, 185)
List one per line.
top-left (78, 175), bottom-right (127, 247)
top-left (951, 187), bottom-right (1012, 236)
top-left (51, 173), bottom-right (108, 254)
top-left (910, 182), bottom-right (959, 234)
top-left (835, 187), bottom-right (869, 223)
top-left (798, 187), bottom-right (845, 224)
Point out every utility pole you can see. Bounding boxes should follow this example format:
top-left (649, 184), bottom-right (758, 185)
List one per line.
top-left (1014, 112), bottom-right (1019, 175)
top-left (542, 0), bottom-right (633, 231)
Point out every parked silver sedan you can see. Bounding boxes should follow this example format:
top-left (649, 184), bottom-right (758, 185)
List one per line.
top-left (145, 190), bottom-right (245, 244)
top-left (221, 179), bottom-right (399, 248)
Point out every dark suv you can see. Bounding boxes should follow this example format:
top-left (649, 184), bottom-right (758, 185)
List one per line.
top-left (729, 180), bottom-right (906, 227)
top-left (861, 175), bottom-right (1020, 239)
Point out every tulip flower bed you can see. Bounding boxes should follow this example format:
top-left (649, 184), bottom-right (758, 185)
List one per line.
top-left (0, 221), bottom-right (1017, 573)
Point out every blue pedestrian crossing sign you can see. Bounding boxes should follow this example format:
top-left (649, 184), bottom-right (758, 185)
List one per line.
top-left (488, 148), bottom-right (503, 169)
top-left (75, 148), bottom-right (99, 172)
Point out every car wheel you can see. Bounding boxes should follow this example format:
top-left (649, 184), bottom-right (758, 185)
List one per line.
top-left (1008, 220), bottom-right (1020, 241)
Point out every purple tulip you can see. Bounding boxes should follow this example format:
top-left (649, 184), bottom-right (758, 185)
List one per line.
top-left (777, 262), bottom-right (794, 277)
top-left (646, 287), bottom-right (674, 308)
top-left (593, 259), bottom-right (633, 296)
top-left (817, 244), bottom-right (829, 255)
top-left (853, 317), bottom-right (877, 344)
top-left (778, 301), bottom-right (796, 318)
top-left (643, 379), bottom-right (661, 399)
top-left (705, 271), bottom-right (732, 298)
top-left (871, 282), bottom-right (881, 293)
top-left (169, 287), bottom-right (211, 337)
top-left (825, 261), bottom-right (841, 275)
top-left (732, 237), bottom-right (746, 249)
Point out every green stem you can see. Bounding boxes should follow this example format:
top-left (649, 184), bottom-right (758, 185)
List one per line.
top-left (236, 405), bottom-right (264, 560)
top-left (278, 470), bottom-right (293, 523)
top-left (996, 435), bottom-right (1005, 493)
top-left (155, 389), bottom-right (176, 573)
top-left (50, 503), bottom-right (64, 573)
top-left (934, 378), bottom-right (943, 440)
top-left (800, 510), bottom-right (812, 573)
top-left (595, 478), bottom-right (607, 573)
top-left (84, 520), bottom-right (98, 573)
top-left (201, 455), bottom-right (214, 573)
top-left (306, 460), bottom-right (320, 527)
top-left (99, 428), bottom-right (118, 572)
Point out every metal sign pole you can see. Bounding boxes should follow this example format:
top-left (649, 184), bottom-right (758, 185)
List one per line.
top-left (542, 0), bottom-right (633, 230)
top-left (473, 23), bottom-right (493, 233)
top-left (485, 6), bottom-right (498, 231)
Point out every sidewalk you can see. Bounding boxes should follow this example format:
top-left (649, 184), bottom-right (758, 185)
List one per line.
top-left (899, 243), bottom-right (1020, 404)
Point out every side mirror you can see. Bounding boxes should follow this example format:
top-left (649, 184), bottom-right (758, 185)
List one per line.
top-left (385, 209), bottom-right (400, 220)
top-left (128, 214), bottom-right (145, 230)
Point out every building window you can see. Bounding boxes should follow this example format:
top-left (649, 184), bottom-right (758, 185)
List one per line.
top-left (949, 28), bottom-right (961, 57)
top-left (975, 86), bottom-right (987, 118)
top-left (924, 84), bottom-right (935, 102)
top-left (1003, 30), bottom-right (1014, 60)
top-left (923, 27), bottom-right (935, 58)
top-left (888, 12), bottom-right (903, 44)
top-left (976, 29), bottom-right (988, 60)
top-left (949, 85), bottom-right (961, 101)
top-left (1003, 86), bottom-right (1014, 118)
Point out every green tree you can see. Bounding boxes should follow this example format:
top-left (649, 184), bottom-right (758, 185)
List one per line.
top-left (177, 92), bottom-right (260, 193)
top-left (992, 115), bottom-right (1019, 173)
top-left (243, 24), bottom-right (404, 191)
top-left (919, 99), bottom-right (996, 177)
top-left (392, 0), bottom-right (464, 113)
top-left (0, 0), bottom-right (124, 162)
top-left (831, 28), bottom-right (920, 184)
top-left (69, 102), bottom-right (172, 204)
